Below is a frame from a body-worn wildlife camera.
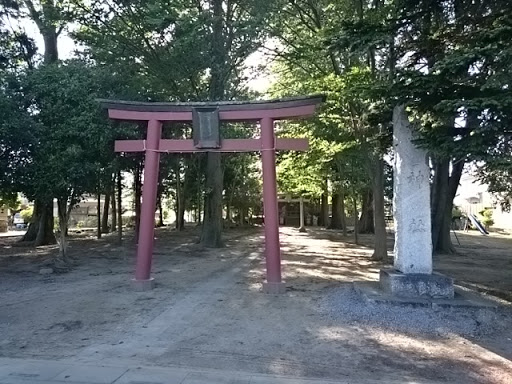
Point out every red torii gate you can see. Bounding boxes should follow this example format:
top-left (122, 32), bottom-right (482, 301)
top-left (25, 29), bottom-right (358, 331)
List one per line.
top-left (100, 95), bottom-right (324, 293)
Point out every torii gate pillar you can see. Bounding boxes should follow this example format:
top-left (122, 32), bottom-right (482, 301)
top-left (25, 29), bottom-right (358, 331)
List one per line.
top-left (260, 117), bottom-right (283, 293)
top-left (101, 95), bottom-right (324, 293)
top-left (134, 120), bottom-right (162, 290)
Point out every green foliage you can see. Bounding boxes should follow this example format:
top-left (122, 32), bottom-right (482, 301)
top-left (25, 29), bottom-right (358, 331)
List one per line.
top-left (74, 0), bottom-right (275, 100)
top-left (20, 206), bottom-right (33, 223)
top-left (452, 206), bottom-right (463, 219)
top-left (0, 89), bottom-right (37, 198)
top-left (2, 0), bottom-right (510, 247)
top-left (224, 153), bottom-right (262, 214)
top-left (0, 191), bottom-right (20, 211)
top-left (270, 1), bottom-right (387, 205)
top-left (221, 123), bottom-right (262, 215)
top-left (0, 56), bottom-right (139, 245)
top-left (18, 60), bottom-right (114, 204)
top-left (475, 135), bottom-right (512, 211)
top-left (272, 0), bottom-right (512, 248)
top-left (479, 208), bottom-right (494, 229)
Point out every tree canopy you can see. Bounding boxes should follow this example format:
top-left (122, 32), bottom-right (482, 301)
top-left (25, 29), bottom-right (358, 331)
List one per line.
top-left (0, 0), bottom-right (511, 261)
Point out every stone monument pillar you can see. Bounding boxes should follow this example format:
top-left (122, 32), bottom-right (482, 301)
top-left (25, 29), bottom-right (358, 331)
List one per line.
top-left (393, 105), bottom-right (432, 274)
top-left (380, 105), bottom-right (454, 299)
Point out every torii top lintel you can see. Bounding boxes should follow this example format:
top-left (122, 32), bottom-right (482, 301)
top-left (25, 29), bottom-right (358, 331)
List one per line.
top-left (99, 94), bottom-right (325, 122)
top-left (101, 95), bottom-right (325, 154)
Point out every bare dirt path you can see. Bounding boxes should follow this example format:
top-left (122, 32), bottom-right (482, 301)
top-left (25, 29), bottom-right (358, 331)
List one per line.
top-left (438, 231), bottom-right (512, 301)
top-left (0, 226), bottom-right (511, 383)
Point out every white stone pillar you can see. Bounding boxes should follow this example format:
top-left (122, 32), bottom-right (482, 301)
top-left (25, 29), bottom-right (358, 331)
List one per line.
top-left (380, 108), bottom-right (453, 299)
top-left (392, 105), bottom-right (432, 274)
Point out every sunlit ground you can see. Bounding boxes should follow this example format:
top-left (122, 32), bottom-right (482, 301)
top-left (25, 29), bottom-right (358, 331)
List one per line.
top-left (0, 226), bottom-right (511, 383)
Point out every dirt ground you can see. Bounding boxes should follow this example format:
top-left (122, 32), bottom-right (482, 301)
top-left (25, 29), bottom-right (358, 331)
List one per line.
top-left (0, 226), bottom-right (511, 383)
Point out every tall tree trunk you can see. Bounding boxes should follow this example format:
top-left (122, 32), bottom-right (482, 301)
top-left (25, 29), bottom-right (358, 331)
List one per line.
top-left (371, 157), bottom-right (388, 261)
top-left (201, 152), bottom-right (223, 246)
top-left (319, 180), bottom-right (329, 227)
top-left (156, 189), bottom-right (163, 228)
top-left (196, 200), bottom-right (202, 225)
top-left (175, 161), bottom-right (185, 231)
top-left (101, 192), bottom-right (110, 233)
top-left (201, 0), bottom-right (226, 247)
top-left (353, 195), bottom-right (359, 245)
top-left (434, 160), bottom-right (464, 253)
top-left (25, 1), bottom-right (59, 64)
top-left (38, 200), bottom-right (55, 245)
top-left (35, 2), bottom-right (60, 65)
top-left (33, 200), bottom-right (55, 246)
top-left (341, 191), bottom-right (347, 236)
top-left (21, 3), bottom-right (61, 245)
top-left (176, 194), bottom-right (186, 231)
top-left (22, 199), bottom-right (56, 245)
top-left (25, 6), bottom-right (58, 245)
top-left (225, 190), bottom-right (235, 229)
top-left (358, 189), bottom-right (374, 234)
top-left (244, 208), bottom-right (249, 226)
top-left (42, 27), bottom-right (58, 64)
top-left (433, 112), bottom-right (477, 253)
top-left (96, 191), bottom-right (101, 239)
top-left (179, 203), bottom-right (186, 231)
top-left (111, 177), bottom-right (117, 232)
top-left (158, 200), bottom-right (164, 227)
top-left (174, 201), bottom-right (179, 229)
top-left (117, 170), bottom-right (123, 244)
top-left (34, 205), bottom-right (46, 246)
top-left (330, 190), bottom-right (343, 229)
top-left (431, 158), bottom-right (450, 252)
top-left (196, 156), bottom-right (202, 225)
top-left (225, 201), bottom-right (232, 228)
top-left (21, 200), bottom-right (40, 242)
top-left (56, 197), bottom-right (69, 263)
top-left (239, 207), bottom-right (245, 226)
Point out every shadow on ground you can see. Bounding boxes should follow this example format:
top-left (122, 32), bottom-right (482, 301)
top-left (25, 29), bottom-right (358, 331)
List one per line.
top-left (0, 226), bottom-right (511, 383)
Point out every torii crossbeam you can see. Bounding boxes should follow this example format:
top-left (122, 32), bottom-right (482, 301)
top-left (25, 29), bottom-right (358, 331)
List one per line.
top-left (100, 95), bottom-right (324, 293)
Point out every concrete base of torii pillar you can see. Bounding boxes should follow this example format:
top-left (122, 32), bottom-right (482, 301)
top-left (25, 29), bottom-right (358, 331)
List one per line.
top-left (381, 105), bottom-right (454, 299)
top-left (262, 281), bottom-right (287, 294)
top-left (131, 278), bottom-right (155, 292)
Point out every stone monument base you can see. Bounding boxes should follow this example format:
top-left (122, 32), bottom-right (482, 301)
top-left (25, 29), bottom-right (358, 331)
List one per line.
top-left (380, 269), bottom-right (454, 299)
top-left (354, 281), bottom-right (498, 309)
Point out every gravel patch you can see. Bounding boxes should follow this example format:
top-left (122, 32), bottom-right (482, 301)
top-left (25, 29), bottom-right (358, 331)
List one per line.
top-left (320, 284), bottom-right (512, 338)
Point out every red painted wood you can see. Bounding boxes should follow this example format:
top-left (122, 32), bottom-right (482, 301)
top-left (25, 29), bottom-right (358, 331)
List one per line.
top-left (105, 95), bottom-right (322, 291)
top-left (260, 117), bottom-right (282, 284)
top-left (114, 140), bottom-right (145, 152)
top-left (109, 104), bottom-right (317, 122)
top-left (114, 138), bottom-right (309, 153)
top-left (275, 138), bottom-right (308, 151)
top-left (159, 139), bottom-right (262, 152)
top-left (109, 109), bottom-right (192, 121)
top-left (135, 120), bottom-right (162, 281)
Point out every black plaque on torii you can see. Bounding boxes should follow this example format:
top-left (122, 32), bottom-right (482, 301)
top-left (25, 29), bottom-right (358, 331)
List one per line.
top-left (192, 106), bottom-right (220, 149)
